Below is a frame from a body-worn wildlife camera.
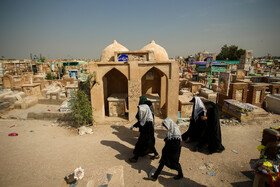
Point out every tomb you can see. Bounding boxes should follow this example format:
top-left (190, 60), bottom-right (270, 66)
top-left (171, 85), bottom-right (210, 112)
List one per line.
top-left (90, 40), bottom-right (179, 122)
top-left (265, 94), bottom-right (280, 114)
top-left (199, 88), bottom-right (217, 103)
top-left (178, 95), bottom-right (193, 118)
top-left (2, 91), bottom-right (38, 109)
top-left (247, 83), bottom-right (269, 108)
top-left (187, 81), bottom-right (202, 94)
top-left (222, 99), bottom-right (268, 121)
top-left (269, 82), bottom-right (280, 94)
top-left (22, 83), bottom-right (41, 96)
top-left (218, 82), bottom-right (248, 106)
top-left (107, 93), bottom-right (128, 117)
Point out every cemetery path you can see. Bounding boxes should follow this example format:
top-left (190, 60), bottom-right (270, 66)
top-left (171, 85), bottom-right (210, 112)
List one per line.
top-left (0, 114), bottom-right (279, 187)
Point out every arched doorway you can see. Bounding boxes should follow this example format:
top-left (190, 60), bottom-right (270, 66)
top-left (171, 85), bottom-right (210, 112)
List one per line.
top-left (103, 68), bottom-right (128, 118)
top-left (141, 67), bottom-right (167, 117)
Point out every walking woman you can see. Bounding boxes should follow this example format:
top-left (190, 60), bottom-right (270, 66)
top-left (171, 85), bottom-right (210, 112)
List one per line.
top-left (195, 102), bottom-right (225, 154)
top-left (138, 96), bottom-right (155, 120)
top-left (129, 104), bottom-right (159, 163)
top-left (151, 118), bottom-right (183, 180)
top-left (182, 96), bottom-right (207, 142)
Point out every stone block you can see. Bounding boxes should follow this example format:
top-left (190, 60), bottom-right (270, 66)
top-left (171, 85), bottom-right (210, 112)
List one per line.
top-left (107, 94), bottom-right (127, 117)
top-left (178, 95), bottom-right (193, 118)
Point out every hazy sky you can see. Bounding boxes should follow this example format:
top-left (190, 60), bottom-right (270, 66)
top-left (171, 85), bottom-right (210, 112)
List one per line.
top-left (0, 0), bottom-right (279, 59)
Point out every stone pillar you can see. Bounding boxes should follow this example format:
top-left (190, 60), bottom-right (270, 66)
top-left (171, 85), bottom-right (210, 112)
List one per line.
top-left (166, 62), bottom-right (179, 122)
top-left (160, 76), bottom-right (167, 109)
top-left (90, 63), bottom-right (105, 122)
top-left (128, 61), bottom-right (141, 121)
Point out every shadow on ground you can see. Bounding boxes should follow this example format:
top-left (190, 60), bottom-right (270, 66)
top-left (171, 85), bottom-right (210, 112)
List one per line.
top-left (143, 175), bottom-right (207, 187)
top-left (231, 170), bottom-right (254, 187)
top-left (101, 140), bottom-right (153, 176)
top-left (181, 141), bottom-right (210, 155)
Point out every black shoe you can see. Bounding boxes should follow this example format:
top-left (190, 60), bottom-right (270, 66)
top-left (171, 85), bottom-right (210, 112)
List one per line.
top-left (151, 174), bottom-right (158, 181)
top-left (174, 174), bottom-right (183, 180)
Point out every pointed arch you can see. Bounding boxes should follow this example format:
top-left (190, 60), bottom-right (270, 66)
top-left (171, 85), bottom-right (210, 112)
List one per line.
top-left (102, 68), bottom-right (128, 117)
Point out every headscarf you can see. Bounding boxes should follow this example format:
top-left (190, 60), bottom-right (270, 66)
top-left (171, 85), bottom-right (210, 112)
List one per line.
top-left (162, 118), bottom-right (182, 141)
top-left (190, 96), bottom-right (207, 122)
top-left (139, 96), bottom-right (148, 105)
top-left (138, 104), bottom-right (153, 126)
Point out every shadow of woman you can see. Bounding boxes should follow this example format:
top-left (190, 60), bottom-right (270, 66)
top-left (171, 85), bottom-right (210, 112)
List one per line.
top-left (111, 125), bottom-right (139, 146)
top-left (143, 175), bottom-right (206, 186)
top-left (101, 140), bottom-right (155, 176)
top-left (181, 141), bottom-right (210, 155)
top-left (158, 176), bottom-right (207, 187)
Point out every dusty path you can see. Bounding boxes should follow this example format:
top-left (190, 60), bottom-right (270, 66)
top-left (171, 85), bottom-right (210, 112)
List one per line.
top-left (0, 114), bottom-right (279, 187)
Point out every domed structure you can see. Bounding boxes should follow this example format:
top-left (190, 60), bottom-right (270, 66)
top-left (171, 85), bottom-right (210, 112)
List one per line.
top-left (202, 50), bottom-right (209, 54)
top-left (141, 40), bottom-right (169, 61)
top-left (100, 40), bottom-right (129, 62)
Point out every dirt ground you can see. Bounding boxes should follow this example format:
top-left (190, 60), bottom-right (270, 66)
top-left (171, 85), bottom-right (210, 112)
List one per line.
top-left (0, 113), bottom-right (280, 187)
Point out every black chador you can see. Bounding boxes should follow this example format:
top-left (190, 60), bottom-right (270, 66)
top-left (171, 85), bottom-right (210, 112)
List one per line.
top-left (129, 104), bottom-right (159, 163)
top-left (196, 102), bottom-right (225, 154)
top-left (182, 96), bottom-right (207, 142)
top-left (151, 118), bottom-right (183, 180)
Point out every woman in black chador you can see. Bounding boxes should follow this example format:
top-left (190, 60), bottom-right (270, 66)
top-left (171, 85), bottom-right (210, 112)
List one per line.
top-left (151, 118), bottom-right (183, 180)
top-left (138, 96), bottom-right (155, 120)
top-left (195, 102), bottom-right (225, 154)
top-left (182, 96), bottom-right (207, 142)
top-left (129, 104), bottom-right (159, 163)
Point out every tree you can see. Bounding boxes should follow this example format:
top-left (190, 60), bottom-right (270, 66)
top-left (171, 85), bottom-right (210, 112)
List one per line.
top-left (70, 90), bottom-right (93, 127)
top-left (216, 45), bottom-right (245, 60)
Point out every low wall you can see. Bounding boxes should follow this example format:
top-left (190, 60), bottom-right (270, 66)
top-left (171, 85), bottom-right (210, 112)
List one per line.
top-left (27, 112), bottom-right (72, 120)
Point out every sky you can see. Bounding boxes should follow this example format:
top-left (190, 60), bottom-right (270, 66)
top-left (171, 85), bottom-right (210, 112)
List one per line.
top-left (0, 0), bottom-right (280, 59)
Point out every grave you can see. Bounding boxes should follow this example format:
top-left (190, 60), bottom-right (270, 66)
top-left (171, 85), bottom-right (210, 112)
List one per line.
top-left (187, 81), bottom-right (202, 94)
top-left (247, 83), bottom-right (269, 108)
top-left (178, 95), bottom-right (193, 118)
top-left (107, 93), bottom-right (127, 117)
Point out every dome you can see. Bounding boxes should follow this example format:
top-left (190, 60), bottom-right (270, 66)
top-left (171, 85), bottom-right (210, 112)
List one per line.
top-left (100, 40), bottom-right (129, 62)
top-left (141, 40), bottom-right (169, 61)
top-left (202, 50), bottom-right (209, 54)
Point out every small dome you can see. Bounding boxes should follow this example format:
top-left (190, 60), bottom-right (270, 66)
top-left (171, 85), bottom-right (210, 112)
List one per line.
top-left (100, 40), bottom-right (129, 62)
top-left (202, 50), bottom-right (209, 54)
top-left (141, 40), bottom-right (169, 61)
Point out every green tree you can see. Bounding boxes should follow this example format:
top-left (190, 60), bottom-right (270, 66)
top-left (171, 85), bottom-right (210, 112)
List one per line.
top-left (216, 45), bottom-right (245, 60)
top-left (70, 90), bottom-right (93, 127)
top-left (79, 72), bottom-right (97, 101)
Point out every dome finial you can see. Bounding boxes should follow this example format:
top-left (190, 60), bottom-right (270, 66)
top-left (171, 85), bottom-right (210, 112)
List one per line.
top-left (113, 40), bottom-right (117, 44)
top-left (150, 40), bottom-right (155, 44)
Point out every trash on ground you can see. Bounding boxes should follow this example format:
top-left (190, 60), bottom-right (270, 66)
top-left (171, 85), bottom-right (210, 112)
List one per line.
top-left (199, 165), bottom-right (206, 170)
top-left (107, 173), bottom-right (113, 182)
top-left (29, 130), bottom-right (34, 132)
top-left (74, 167), bottom-right (84, 180)
top-left (206, 171), bottom-right (216, 176)
top-left (47, 109), bottom-right (51, 111)
top-left (64, 173), bottom-right (76, 184)
top-left (78, 126), bottom-right (93, 136)
top-left (8, 133), bottom-right (18, 136)
top-left (20, 118), bottom-right (25, 121)
top-left (232, 149), bottom-right (239, 154)
top-left (9, 125), bottom-right (15, 128)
